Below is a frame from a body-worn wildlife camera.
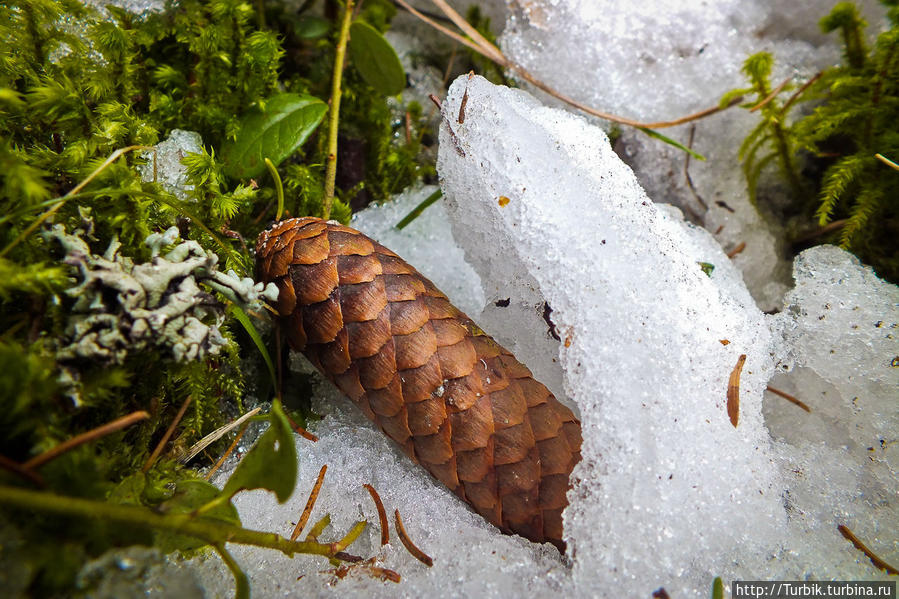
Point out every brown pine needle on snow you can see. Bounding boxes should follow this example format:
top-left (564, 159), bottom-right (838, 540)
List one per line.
top-left (394, 509), bottom-right (433, 567)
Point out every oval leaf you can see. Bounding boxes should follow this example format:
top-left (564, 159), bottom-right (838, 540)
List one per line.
top-left (223, 93), bottom-right (327, 179)
top-left (221, 399), bottom-right (297, 503)
top-left (348, 20), bottom-right (406, 96)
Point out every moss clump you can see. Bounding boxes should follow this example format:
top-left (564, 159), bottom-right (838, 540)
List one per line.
top-left (0, 0), bottom-right (430, 594)
top-left (729, 0), bottom-right (899, 282)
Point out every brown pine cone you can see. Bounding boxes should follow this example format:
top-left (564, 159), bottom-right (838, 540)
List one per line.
top-left (256, 217), bottom-right (582, 550)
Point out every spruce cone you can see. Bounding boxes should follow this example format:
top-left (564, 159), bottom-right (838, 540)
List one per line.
top-left (256, 217), bottom-right (582, 550)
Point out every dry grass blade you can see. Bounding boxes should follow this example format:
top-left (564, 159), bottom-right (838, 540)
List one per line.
top-left (363, 483), bottom-right (389, 545)
top-left (0, 145), bottom-right (154, 258)
top-left (837, 524), bottom-right (899, 575)
top-left (765, 385), bottom-right (811, 413)
top-left (179, 406), bottom-right (262, 464)
top-left (27, 411), bottom-right (149, 470)
top-left (143, 396), bottom-right (193, 472)
top-left (391, 0), bottom-right (739, 130)
top-left (394, 509), bottom-right (433, 567)
top-left (875, 153), bottom-right (899, 171)
top-left (205, 420), bottom-right (251, 481)
top-left (727, 354), bottom-right (747, 428)
top-left (291, 464), bottom-right (328, 541)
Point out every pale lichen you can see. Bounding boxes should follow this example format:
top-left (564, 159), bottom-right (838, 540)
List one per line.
top-left (45, 218), bottom-right (277, 403)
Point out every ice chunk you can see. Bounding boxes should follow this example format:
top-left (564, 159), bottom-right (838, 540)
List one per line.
top-left (498, 0), bottom-right (887, 311)
top-left (437, 74), bottom-right (784, 596)
top-left (138, 130), bottom-right (204, 201)
top-left (764, 246), bottom-right (898, 578)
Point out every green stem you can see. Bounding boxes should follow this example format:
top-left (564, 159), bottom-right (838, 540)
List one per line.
top-left (322, 0), bottom-right (355, 220)
top-left (772, 122), bottom-right (804, 198)
top-left (215, 544), bottom-right (251, 599)
top-left (264, 158), bottom-right (285, 221)
top-left (0, 484), bottom-right (335, 558)
top-left (256, 0), bottom-right (266, 29)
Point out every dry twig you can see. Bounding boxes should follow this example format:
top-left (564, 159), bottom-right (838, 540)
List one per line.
top-left (143, 396), bottom-right (193, 472)
top-left (205, 420), bottom-right (251, 481)
top-left (27, 411), bottom-right (149, 470)
top-left (393, 0), bottom-right (741, 130)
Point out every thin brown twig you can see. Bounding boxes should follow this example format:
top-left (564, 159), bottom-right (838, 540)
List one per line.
top-left (749, 77), bottom-right (791, 113)
top-left (205, 420), bottom-right (251, 481)
top-left (683, 124), bottom-right (708, 213)
top-left (0, 145), bottom-right (154, 258)
top-left (26, 411), bottom-right (149, 470)
top-left (765, 385), bottom-right (811, 413)
top-left (781, 71), bottom-right (823, 115)
top-left (428, 0), bottom-right (504, 62)
top-left (291, 464), bottom-right (328, 541)
top-left (727, 242), bottom-right (747, 259)
top-left (0, 454), bottom-right (45, 487)
top-left (837, 524), bottom-right (899, 575)
top-left (363, 483), bottom-right (389, 545)
top-left (792, 219), bottom-right (848, 244)
top-left (143, 396), bottom-right (193, 472)
top-left (395, 0), bottom-right (741, 130)
top-left (394, 509), bottom-right (433, 566)
top-left (441, 42), bottom-right (458, 87)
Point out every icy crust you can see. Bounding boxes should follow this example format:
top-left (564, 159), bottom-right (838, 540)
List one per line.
top-left (764, 246), bottom-right (898, 579)
top-left (437, 75), bottom-right (784, 596)
top-left (498, 0), bottom-right (886, 312)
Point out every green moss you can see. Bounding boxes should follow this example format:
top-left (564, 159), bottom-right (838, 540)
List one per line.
top-left (0, 0), bottom-right (429, 594)
top-left (727, 0), bottom-right (899, 282)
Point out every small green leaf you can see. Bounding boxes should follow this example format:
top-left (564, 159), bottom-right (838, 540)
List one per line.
top-left (229, 304), bottom-right (277, 394)
top-left (348, 20), bottom-right (406, 96)
top-left (639, 127), bottom-right (706, 161)
top-left (697, 262), bottom-right (715, 277)
top-left (221, 399), bottom-right (297, 503)
top-left (396, 188), bottom-right (442, 229)
top-left (223, 93), bottom-right (327, 179)
top-left (155, 480), bottom-right (241, 553)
